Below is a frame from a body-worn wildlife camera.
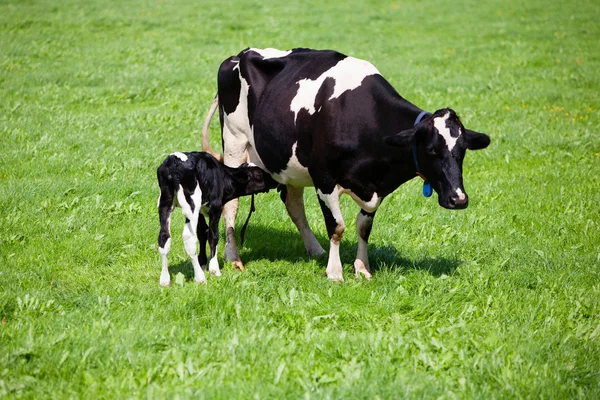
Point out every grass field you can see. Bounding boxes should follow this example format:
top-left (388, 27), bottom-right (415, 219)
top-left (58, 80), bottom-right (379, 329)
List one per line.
top-left (1, 0), bottom-right (599, 397)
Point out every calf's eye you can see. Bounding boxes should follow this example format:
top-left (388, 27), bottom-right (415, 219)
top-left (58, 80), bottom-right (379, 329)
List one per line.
top-left (427, 147), bottom-right (437, 156)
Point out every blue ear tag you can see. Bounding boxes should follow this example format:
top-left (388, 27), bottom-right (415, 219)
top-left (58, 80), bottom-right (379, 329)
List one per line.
top-left (423, 181), bottom-right (433, 197)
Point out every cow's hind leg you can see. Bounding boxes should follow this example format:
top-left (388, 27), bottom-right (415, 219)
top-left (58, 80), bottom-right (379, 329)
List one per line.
top-left (286, 185), bottom-right (325, 258)
top-left (354, 209), bottom-right (375, 280)
top-left (316, 186), bottom-right (345, 282)
top-left (158, 189), bottom-right (174, 286)
top-left (178, 185), bottom-right (207, 284)
top-left (222, 140), bottom-right (247, 271)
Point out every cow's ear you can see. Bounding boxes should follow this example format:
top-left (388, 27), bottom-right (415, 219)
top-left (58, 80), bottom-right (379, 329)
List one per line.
top-left (384, 128), bottom-right (416, 148)
top-left (465, 129), bottom-right (490, 150)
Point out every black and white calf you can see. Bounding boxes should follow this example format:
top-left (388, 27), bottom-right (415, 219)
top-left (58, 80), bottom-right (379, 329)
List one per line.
top-left (156, 151), bottom-right (276, 286)
top-left (202, 48), bottom-right (491, 281)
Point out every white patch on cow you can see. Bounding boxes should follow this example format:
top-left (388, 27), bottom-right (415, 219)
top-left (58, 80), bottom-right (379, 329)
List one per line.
top-left (434, 112), bottom-right (460, 152)
top-left (222, 67), bottom-right (267, 171)
top-left (208, 255), bottom-right (221, 276)
top-left (271, 142), bottom-right (313, 186)
top-left (171, 152), bottom-right (188, 162)
top-left (317, 187), bottom-right (344, 225)
top-left (339, 187), bottom-right (381, 213)
top-left (456, 188), bottom-right (466, 201)
top-left (250, 48), bottom-right (292, 60)
top-left (290, 57), bottom-right (380, 123)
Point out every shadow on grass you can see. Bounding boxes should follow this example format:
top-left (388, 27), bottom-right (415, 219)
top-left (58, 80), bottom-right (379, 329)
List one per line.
top-left (164, 224), bottom-right (459, 281)
top-left (237, 224), bottom-right (460, 277)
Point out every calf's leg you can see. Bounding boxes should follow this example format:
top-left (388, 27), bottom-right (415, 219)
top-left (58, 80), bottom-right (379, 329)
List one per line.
top-left (177, 185), bottom-right (207, 284)
top-left (207, 207), bottom-right (222, 276)
top-left (157, 190), bottom-right (174, 286)
top-left (197, 215), bottom-right (209, 268)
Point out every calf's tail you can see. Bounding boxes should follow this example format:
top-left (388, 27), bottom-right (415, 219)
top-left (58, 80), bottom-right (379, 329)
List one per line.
top-left (201, 94), bottom-right (223, 162)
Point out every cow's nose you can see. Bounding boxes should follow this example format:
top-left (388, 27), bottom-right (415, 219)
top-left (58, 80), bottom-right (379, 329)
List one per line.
top-left (448, 192), bottom-right (468, 209)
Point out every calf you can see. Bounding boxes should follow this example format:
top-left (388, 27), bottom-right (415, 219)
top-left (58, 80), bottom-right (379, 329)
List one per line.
top-left (156, 151), bottom-right (276, 286)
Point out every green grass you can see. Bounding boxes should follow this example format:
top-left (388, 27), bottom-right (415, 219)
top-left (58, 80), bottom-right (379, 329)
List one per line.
top-left (1, 0), bottom-right (599, 397)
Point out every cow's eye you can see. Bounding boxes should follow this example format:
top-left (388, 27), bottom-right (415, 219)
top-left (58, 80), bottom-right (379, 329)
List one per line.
top-left (427, 146), bottom-right (437, 156)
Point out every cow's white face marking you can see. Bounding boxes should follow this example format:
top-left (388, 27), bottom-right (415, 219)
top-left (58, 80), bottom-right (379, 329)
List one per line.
top-left (171, 152), bottom-right (188, 162)
top-left (250, 48), bottom-right (292, 60)
top-left (290, 57), bottom-right (380, 123)
top-left (434, 112), bottom-right (461, 152)
top-left (271, 142), bottom-right (313, 187)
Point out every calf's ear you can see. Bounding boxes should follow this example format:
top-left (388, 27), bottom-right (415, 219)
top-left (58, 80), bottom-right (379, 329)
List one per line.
top-left (465, 129), bottom-right (490, 150)
top-left (384, 127), bottom-right (416, 148)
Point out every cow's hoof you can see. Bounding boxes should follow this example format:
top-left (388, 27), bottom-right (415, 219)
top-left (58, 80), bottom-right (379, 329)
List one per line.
top-left (353, 260), bottom-right (372, 280)
top-left (159, 280), bottom-right (170, 287)
top-left (195, 278), bottom-right (207, 284)
top-left (232, 260), bottom-right (246, 271)
top-left (325, 270), bottom-right (344, 282)
top-left (307, 246), bottom-right (326, 258)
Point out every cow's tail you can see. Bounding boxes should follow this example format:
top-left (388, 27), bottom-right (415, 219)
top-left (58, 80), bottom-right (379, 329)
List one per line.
top-left (201, 94), bottom-right (223, 162)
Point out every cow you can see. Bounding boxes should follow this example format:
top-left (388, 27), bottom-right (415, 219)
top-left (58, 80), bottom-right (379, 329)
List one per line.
top-left (201, 47), bottom-right (490, 281)
top-left (156, 151), bottom-right (276, 286)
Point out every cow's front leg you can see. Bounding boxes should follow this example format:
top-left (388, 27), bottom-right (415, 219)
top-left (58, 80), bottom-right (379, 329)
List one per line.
top-left (207, 208), bottom-right (222, 276)
top-left (316, 186), bottom-right (344, 281)
top-left (354, 209), bottom-right (375, 280)
top-left (285, 185), bottom-right (326, 257)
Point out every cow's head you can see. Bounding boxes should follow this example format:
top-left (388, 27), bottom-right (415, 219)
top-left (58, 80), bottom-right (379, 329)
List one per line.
top-left (385, 108), bottom-right (490, 209)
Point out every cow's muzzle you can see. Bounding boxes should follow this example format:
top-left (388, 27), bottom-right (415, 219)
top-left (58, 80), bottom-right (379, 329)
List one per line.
top-left (446, 193), bottom-right (469, 209)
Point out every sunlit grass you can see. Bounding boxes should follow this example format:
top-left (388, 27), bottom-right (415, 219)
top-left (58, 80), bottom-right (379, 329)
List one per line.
top-left (1, 0), bottom-right (599, 397)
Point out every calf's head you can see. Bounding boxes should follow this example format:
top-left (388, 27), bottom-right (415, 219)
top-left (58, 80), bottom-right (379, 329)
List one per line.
top-left (232, 163), bottom-right (279, 196)
top-left (385, 108), bottom-right (490, 209)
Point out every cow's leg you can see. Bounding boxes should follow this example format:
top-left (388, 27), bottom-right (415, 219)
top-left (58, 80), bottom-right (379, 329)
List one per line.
top-left (222, 138), bottom-right (247, 271)
top-left (197, 214), bottom-right (209, 269)
top-left (157, 190), bottom-right (174, 287)
top-left (354, 209), bottom-right (376, 280)
top-left (178, 185), bottom-right (207, 284)
top-left (207, 207), bottom-right (222, 276)
top-left (316, 186), bottom-right (345, 281)
top-left (285, 185), bottom-right (326, 257)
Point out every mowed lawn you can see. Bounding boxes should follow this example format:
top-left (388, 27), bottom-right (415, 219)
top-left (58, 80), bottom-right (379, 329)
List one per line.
top-left (1, 0), bottom-right (599, 397)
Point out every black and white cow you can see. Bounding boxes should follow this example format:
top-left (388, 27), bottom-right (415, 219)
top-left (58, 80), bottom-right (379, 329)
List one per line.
top-left (156, 151), bottom-right (276, 286)
top-left (202, 48), bottom-right (490, 281)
